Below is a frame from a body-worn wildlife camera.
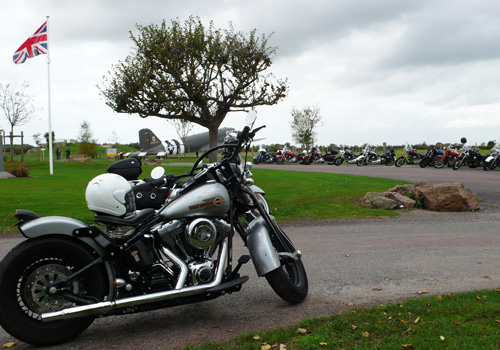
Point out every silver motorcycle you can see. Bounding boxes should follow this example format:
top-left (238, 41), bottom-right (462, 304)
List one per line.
top-left (0, 112), bottom-right (308, 346)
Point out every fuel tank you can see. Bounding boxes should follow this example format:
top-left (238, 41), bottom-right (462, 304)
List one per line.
top-left (159, 182), bottom-right (230, 220)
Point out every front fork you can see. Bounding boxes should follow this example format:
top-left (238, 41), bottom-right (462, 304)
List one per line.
top-left (240, 188), bottom-right (301, 276)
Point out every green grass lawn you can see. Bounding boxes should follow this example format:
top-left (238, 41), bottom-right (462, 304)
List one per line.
top-left (0, 159), bottom-right (409, 231)
top-left (185, 289), bottom-right (500, 349)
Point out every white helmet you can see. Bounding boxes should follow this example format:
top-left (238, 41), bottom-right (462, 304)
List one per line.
top-left (85, 174), bottom-right (135, 216)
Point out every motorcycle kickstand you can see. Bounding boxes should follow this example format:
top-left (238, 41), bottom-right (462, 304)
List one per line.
top-left (228, 255), bottom-right (251, 280)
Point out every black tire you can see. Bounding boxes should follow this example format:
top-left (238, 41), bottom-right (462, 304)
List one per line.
top-left (385, 158), bottom-right (395, 166)
top-left (253, 156), bottom-right (261, 164)
top-left (264, 226), bottom-right (308, 304)
top-left (276, 156), bottom-right (285, 165)
top-left (433, 157), bottom-right (445, 169)
top-left (452, 157), bottom-right (463, 170)
top-left (483, 159), bottom-right (497, 171)
top-left (0, 237), bottom-right (108, 346)
top-left (395, 156), bottom-right (405, 167)
top-left (334, 157), bottom-right (343, 166)
top-left (420, 158), bottom-right (430, 168)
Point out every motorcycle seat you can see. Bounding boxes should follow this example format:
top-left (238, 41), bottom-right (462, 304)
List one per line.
top-left (93, 208), bottom-right (156, 226)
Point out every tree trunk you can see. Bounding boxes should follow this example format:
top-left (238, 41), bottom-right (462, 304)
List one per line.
top-left (208, 123), bottom-right (219, 163)
top-left (9, 129), bottom-right (14, 162)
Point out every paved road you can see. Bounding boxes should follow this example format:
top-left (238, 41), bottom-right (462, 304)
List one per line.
top-left (1, 164), bottom-right (499, 349)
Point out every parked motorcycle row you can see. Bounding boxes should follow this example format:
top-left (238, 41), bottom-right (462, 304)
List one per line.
top-left (254, 138), bottom-right (500, 171)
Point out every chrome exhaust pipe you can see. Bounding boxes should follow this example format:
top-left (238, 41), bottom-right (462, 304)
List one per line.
top-left (42, 241), bottom-right (227, 322)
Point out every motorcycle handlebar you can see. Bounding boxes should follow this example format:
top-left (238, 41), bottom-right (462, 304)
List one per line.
top-left (249, 125), bottom-right (266, 139)
top-left (187, 124), bottom-right (266, 176)
top-left (148, 177), bottom-right (166, 188)
top-left (238, 126), bottom-right (251, 143)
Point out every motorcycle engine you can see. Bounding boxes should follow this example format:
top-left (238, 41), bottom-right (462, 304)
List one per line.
top-left (155, 218), bottom-right (232, 285)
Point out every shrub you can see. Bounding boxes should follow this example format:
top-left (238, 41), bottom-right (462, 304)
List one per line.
top-left (7, 166), bottom-right (30, 177)
top-left (407, 190), bottom-right (425, 209)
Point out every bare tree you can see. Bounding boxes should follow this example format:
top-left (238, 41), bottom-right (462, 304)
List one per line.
top-left (78, 120), bottom-right (98, 158)
top-left (32, 133), bottom-right (42, 148)
top-left (0, 82), bottom-right (36, 160)
top-left (290, 105), bottom-right (323, 150)
top-left (168, 119), bottom-right (194, 155)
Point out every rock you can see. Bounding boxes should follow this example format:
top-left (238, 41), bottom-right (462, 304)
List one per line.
top-left (362, 192), bottom-right (387, 206)
top-left (386, 191), bottom-right (416, 209)
top-left (370, 196), bottom-right (399, 210)
top-left (0, 171), bottom-right (16, 179)
top-left (415, 182), bottom-right (479, 211)
top-left (388, 184), bottom-right (417, 196)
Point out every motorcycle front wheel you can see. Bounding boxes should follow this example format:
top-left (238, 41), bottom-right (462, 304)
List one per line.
top-left (334, 157), bottom-right (343, 166)
top-left (253, 156), bottom-right (261, 164)
top-left (483, 159), bottom-right (497, 171)
top-left (452, 158), bottom-right (464, 170)
top-left (395, 156), bottom-right (405, 167)
top-left (0, 237), bottom-right (108, 346)
top-left (385, 158), bottom-right (395, 166)
top-left (264, 226), bottom-right (308, 304)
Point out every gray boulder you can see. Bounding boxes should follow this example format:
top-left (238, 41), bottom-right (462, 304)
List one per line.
top-left (370, 196), bottom-right (399, 210)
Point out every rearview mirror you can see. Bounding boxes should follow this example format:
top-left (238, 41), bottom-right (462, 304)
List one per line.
top-left (151, 166), bottom-right (165, 179)
top-left (245, 110), bottom-right (257, 125)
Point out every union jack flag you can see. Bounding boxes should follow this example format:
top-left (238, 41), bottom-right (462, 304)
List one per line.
top-left (13, 21), bottom-right (48, 64)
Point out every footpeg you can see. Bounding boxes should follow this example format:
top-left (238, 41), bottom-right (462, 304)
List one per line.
top-left (228, 255), bottom-right (250, 280)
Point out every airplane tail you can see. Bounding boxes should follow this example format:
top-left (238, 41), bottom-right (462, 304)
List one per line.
top-left (138, 129), bottom-right (166, 154)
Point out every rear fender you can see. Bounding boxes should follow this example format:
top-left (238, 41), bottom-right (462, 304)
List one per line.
top-left (18, 215), bottom-right (115, 300)
top-left (18, 216), bottom-right (107, 257)
top-left (246, 216), bottom-right (280, 276)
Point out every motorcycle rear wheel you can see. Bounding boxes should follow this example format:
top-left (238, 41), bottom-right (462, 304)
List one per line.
top-left (0, 237), bottom-right (108, 346)
top-left (264, 226), bottom-right (308, 304)
top-left (395, 156), bottom-right (405, 167)
top-left (420, 158), bottom-right (430, 168)
top-left (433, 157), bottom-right (445, 169)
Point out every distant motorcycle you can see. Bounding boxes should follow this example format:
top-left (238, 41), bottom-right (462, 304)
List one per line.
top-left (334, 147), bottom-right (358, 165)
top-left (452, 137), bottom-right (488, 170)
top-left (323, 148), bottom-right (339, 165)
top-left (275, 146), bottom-right (303, 164)
top-left (419, 145), bottom-right (444, 168)
top-left (355, 145), bottom-right (395, 166)
top-left (302, 147), bottom-right (324, 165)
top-left (433, 145), bottom-right (459, 168)
top-left (483, 141), bottom-right (500, 171)
top-left (253, 145), bottom-right (276, 164)
top-left (395, 143), bottom-right (425, 167)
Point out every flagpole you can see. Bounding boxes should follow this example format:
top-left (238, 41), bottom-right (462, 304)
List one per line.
top-left (46, 16), bottom-right (53, 175)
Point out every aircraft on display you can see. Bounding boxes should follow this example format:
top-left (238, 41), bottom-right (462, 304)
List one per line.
top-left (137, 127), bottom-right (235, 157)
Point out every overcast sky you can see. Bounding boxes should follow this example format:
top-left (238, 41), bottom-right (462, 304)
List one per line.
top-left (2, 0), bottom-right (500, 149)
